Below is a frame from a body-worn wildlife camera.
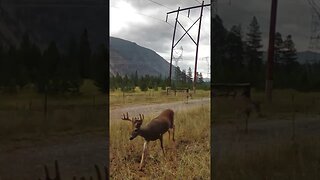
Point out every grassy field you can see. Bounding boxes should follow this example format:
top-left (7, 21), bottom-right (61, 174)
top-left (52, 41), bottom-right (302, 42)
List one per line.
top-left (110, 88), bottom-right (210, 109)
top-left (214, 137), bottom-right (320, 180)
top-left (0, 80), bottom-right (108, 140)
top-left (213, 89), bottom-right (320, 124)
top-left (110, 105), bottom-right (211, 179)
top-left (213, 89), bottom-right (320, 179)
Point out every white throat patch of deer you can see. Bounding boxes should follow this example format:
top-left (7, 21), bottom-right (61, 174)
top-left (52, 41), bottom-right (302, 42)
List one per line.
top-left (121, 109), bottom-right (175, 170)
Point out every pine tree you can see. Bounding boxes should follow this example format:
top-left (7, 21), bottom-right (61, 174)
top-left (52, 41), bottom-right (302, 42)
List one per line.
top-left (198, 72), bottom-right (204, 84)
top-left (36, 41), bottom-right (60, 93)
top-left (225, 25), bottom-right (245, 81)
top-left (274, 32), bottom-right (283, 64)
top-left (64, 37), bottom-right (83, 93)
top-left (18, 33), bottom-right (33, 88)
top-left (282, 35), bottom-right (298, 73)
top-left (187, 67), bottom-right (193, 84)
top-left (79, 29), bottom-right (92, 78)
top-left (212, 15), bottom-right (228, 82)
top-left (2, 46), bottom-right (18, 92)
top-left (182, 69), bottom-right (187, 85)
top-left (245, 16), bottom-right (263, 85)
top-left (92, 44), bottom-right (108, 93)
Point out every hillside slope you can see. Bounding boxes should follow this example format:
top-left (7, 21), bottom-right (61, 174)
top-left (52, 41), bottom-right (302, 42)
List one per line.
top-left (109, 37), bottom-right (170, 77)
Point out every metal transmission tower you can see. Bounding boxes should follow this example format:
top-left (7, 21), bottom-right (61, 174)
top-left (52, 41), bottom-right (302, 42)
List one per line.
top-left (173, 46), bottom-right (183, 82)
top-left (202, 56), bottom-right (210, 78)
top-left (167, 1), bottom-right (210, 93)
top-left (307, 0), bottom-right (320, 52)
top-left (212, 0), bottom-right (218, 15)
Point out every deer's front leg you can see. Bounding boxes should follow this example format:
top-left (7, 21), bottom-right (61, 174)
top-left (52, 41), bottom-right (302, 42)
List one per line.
top-left (139, 140), bottom-right (149, 170)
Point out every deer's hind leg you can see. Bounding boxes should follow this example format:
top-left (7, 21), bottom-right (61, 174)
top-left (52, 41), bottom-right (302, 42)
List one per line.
top-left (172, 125), bottom-right (175, 142)
top-left (160, 135), bottom-right (165, 156)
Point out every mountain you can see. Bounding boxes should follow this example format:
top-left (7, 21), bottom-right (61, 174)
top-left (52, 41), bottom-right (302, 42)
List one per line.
top-left (297, 51), bottom-right (320, 64)
top-left (262, 51), bottom-right (320, 64)
top-left (109, 37), bottom-right (170, 77)
top-left (0, 0), bottom-right (107, 49)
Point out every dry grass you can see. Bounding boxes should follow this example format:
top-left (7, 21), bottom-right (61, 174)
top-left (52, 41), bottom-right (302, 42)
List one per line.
top-left (213, 89), bottom-right (320, 179)
top-left (213, 89), bottom-right (320, 124)
top-left (0, 80), bottom-right (108, 140)
top-left (110, 105), bottom-right (210, 179)
top-left (214, 137), bottom-right (320, 180)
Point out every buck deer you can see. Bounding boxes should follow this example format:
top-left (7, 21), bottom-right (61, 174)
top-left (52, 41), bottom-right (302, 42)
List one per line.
top-left (122, 109), bottom-right (175, 170)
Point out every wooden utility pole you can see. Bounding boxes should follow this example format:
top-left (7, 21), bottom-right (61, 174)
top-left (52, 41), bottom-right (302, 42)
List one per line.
top-left (167, 1), bottom-right (210, 93)
top-left (266, 0), bottom-right (278, 102)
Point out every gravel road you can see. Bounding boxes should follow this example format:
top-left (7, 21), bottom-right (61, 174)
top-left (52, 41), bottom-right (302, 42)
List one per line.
top-left (213, 114), bottom-right (320, 158)
top-left (110, 97), bottom-right (210, 121)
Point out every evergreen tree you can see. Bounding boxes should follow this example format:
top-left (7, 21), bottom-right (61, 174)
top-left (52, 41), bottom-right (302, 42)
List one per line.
top-left (225, 25), bottom-right (245, 82)
top-left (1, 46), bottom-right (18, 92)
top-left (139, 76), bottom-right (148, 91)
top-left (198, 72), bottom-right (204, 84)
top-left (282, 35), bottom-right (299, 87)
top-left (187, 67), bottom-right (193, 84)
top-left (64, 37), bottom-right (83, 93)
top-left (36, 41), bottom-right (60, 93)
top-left (79, 28), bottom-right (92, 78)
top-left (93, 44), bottom-right (108, 93)
top-left (274, 32), bottom-right (283, 64)
top-left (115, 73), bottom-right (122, 90)
top-left (281, 35), bottom-right (298, 68)
top-left (245, 16), bottom-right (263, 86)
top-left (134, 71), bottom-right (138, 86)
top-left (211, 15), bottom-right (228, 82)
top-left (182, 69), bottom-right (187, 85)
top-left (17, 33), bottom-right (33, 88)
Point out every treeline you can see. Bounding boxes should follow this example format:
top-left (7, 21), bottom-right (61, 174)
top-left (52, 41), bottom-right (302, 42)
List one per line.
top-left (110, 67), bottom-right (209, 92)
top-left (212, 15), bottom-right (320, 91)
top-left (0, 29), bottom-right (108, 94)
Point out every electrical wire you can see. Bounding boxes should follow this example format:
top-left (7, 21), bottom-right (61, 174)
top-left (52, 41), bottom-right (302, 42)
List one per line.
top-left (110, 5), bottom-right (175, 28)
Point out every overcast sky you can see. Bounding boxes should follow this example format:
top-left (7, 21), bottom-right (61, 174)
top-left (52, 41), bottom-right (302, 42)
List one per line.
top-left (218, 0), bottom-right (314, 52)
top-left (110, 0), bottom-right (211, 78)
top-left (110, 0), bottom-right (317, 78)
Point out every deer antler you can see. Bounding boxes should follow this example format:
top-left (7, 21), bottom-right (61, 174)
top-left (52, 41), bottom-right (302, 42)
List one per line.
top-left (139, 114), bottom-right (144, 121)
top-left (121, 112), bottom-right (133, 122)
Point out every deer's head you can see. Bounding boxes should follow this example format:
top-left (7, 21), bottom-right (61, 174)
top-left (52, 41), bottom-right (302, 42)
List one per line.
top-left (130, 114), bottom-right (144, 140)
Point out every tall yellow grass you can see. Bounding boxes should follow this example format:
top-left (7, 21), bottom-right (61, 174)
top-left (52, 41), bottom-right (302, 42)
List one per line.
top-left (110, 105), bottom-right (210, 179)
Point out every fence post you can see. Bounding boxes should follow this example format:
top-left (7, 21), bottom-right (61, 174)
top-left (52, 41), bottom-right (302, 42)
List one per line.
top-left (291, 94), bottom-right (296, 141)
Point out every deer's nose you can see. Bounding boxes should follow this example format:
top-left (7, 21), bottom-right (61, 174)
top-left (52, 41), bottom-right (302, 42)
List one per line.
top-left (129, 137), bottom-right (134, 140)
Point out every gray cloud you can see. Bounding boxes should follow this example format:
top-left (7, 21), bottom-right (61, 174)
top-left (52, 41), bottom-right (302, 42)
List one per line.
top-left (218, 0), bottom-right (313, 51)
top-left (110, 0), bottom-right (211, 77)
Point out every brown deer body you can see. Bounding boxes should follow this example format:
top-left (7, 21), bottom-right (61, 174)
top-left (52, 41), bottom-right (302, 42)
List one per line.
top-left (123, 109), bottom-right (175, 170)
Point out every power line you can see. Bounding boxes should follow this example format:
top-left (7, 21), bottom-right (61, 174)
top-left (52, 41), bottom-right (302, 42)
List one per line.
top-left (110, 6), bottom-right (175, 28)
top-left (194, 0), bottom-right (210, 11)
top-left (144, 0), bottom-right (173, 11)
top-left (141, 0), bottom-right (199, 23)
